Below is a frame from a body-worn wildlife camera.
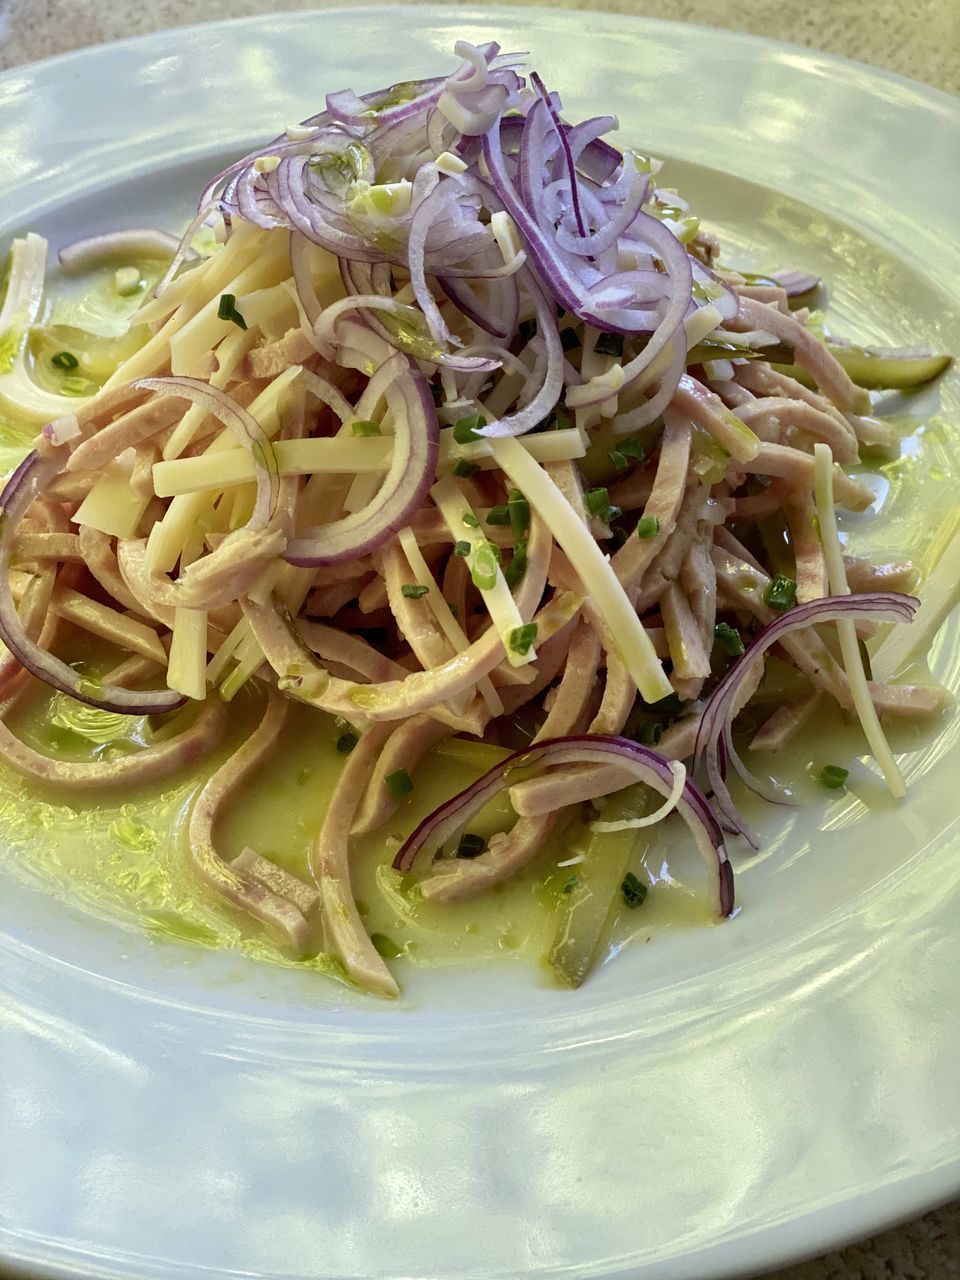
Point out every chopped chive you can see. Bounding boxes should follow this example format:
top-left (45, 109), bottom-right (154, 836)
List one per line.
top-left (507, 488), bottom-right (530, 541)
top-left (453, 413), bottom-right (485, 443)
top-left (621, 871), bottom-right (648, 908)
top-left (470, 541), bottom-right (500, 591)
top-left (462, 513), bottom-right (479, 529)
top-left (560, 327), bottom-right (579, 352)
top-left (385, 768), bottom-right (413, 798)
top-left (351, 419), bottom-right (380, 436)
top-left (763, 573), bottom-right (798, 611)
top-left (453, 540), bottom-right (471, 557)
top-left (335, 731), bottom-right (358, 753)
top-left (619, 436), bottom-right (646, 459)
top-left (594, 331), bottom-right (624, 358)
top-left (51, 350), bottom-right (79, 371)
top-left (561, 874), bottom-right (580, 894)
top-left (485, 504), bottom-right (511, 526)
top-left (371, 932), bottom-right (403, 959)
top-left (585, 487), bottom-right (611, 518)
top-left (456, 832), bottom-right (486, 859)
top-left (518, 318), bottom-right (538, 344)
top-left (636, 515), bottom-right (660, 539)
top-left (504, 540), bottom-right (527, 588)
top-left (508, 622), bottom-right (538, 655)
top-left (609, 449), bottom-right (629, 471)
top-left (818, 764), bottom-right (849, 790)
top-left (452, 457), bottom-right (479, 477)
top-left (714, 621), bottom-right (745, 657)
top-left (637, 721), bottom-right (662, 746)
top-left (553, 407), bottom-right (571, 431)
top-left (401, 583), bottom-right (429, 599)
top-left (217, 292), bottom-right (248, 330)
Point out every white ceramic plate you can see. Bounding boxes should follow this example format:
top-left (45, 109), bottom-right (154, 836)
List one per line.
top-left (0, 8), bottom-right (958, 1278)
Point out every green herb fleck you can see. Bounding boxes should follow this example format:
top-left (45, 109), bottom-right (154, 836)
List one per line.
top-left (621, 871), bottom-right (648, 908)
top-left (51, 350), bottom-right (79, 371)
top-left (453, 413), bottom-right (485, 443)
top-left (452, 457), bottom-right (479, 477)
top-left (507, 489), bottom-right (530, 542)
top-left (401, 583), bottom-right (429, 599)
top-left (485, 504), bottom-right (511, 526)
top-left (608, 449), bottom-right (629, 471)
top-left (763, 573), bottom-right (798, 612)
top-left (636, 516), bottom-right (660, 539)
top-left (351, 419), bottom-right (380, 436)
top-left (714, 621), bottom-right (745, 657)
top-left (217, 292), bottom-right (248, 330)
top-left (637, 721), bottom-right (662, 746)
top-left (585, 487), bottom-right (612, 518)
top-left (583, 486), bottom-right (619, 522)
top-left (819, 764), bottom-right (849, 790)
top-left (504, 540), bottom-right (527, 588)
top-left (508, 622), bottom-right (538, 656)
top-left (561, 874), bottom-right (580, 894)
top-left (470, 541), bottom-right (500, 591)
top-left (454, 540), bottom-right (471, 557)
top-left (385, 768), bottom-right (414, 798)
top-left (462, 513), bottom-right (480, 529)
top-left (619, 436), bottom-right (646, 459)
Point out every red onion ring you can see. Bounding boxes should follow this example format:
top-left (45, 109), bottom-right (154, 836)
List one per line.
top-left (284, 353), bottom-right (439, 566)
top-left (58, 229), bottom-right (186, 274)
top-left (393, 733), bottom-right (734, 917)
top-left (0, 451), bottom-right (184, 715)
top-left (134, 377), bottom-right (281, 528)
top-left (694, 592), bottom-right (918, 844)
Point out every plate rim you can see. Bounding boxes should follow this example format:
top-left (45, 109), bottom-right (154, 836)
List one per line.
top-left (0, 8), bottom-right (958, 1280)
top-left (3, 3), bottom-right (958, 112)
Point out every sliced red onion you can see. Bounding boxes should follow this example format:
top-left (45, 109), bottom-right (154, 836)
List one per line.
top-left (314, 293), bottom-right (499, 374)
top-left (563, 117), bottom-right (622, 183)
top-left (694, 592), bottom-right (918, 844)
top-left (58, 229), bottom-right (186, 274)
top-left (438, 273), bottom-right (519, 342)
top-left (0, 451), bottom-right (183, 715)
top-left (134, 377), bottom-right (280, 527)
top-left (554, 156), bottom-right (648, 257)
top-left (407, 170), bottom-right (463, 348)
top-left (473, 268), bottom-right (564, 437)
top-left (154, 203), bottom-right (215, 297)
top-left (325, 77), bottom-right (446, 129)
top-left (530, 72), bottom-right (587, 237)
top-left (691, 260), bottom-right (740, 322)
top-left (772, 269), bottom-right (822, 298)
top-left (393, 733), bottom-right (734, 918)
top-left (284, 354), bottom-right (438, 566)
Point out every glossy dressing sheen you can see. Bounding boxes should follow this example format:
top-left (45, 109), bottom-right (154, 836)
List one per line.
top-left (0, 215), bottom-right (955, 991)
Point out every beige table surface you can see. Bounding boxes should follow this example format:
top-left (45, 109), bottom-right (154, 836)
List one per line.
top-left (1, 2), bottom-right (958, 1278)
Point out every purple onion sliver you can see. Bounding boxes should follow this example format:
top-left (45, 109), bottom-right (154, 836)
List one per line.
top-left (394, 734), bottom-right (734, 918)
